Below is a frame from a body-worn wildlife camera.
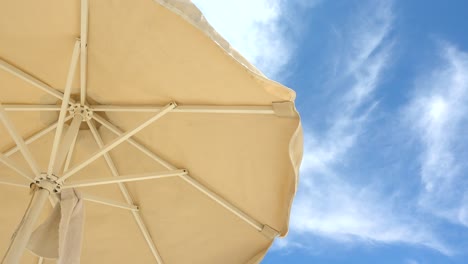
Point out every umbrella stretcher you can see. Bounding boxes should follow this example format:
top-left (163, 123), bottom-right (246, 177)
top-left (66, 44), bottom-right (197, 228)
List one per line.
top-left (0, 0), bottom-right (302, 263)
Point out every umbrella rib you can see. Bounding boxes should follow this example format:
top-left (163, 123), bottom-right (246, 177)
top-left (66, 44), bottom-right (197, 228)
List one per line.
top-left (90, 104), bottom-right (275, 115)
top-left (92, 113), bottom-right (274, 235)
top-left (92, 114), bottom-right (175, 169)
top-left (0, 153), bottom-right (33, 181)
top-left (51, 115), bottom-right (82, 175)
top-left (178, 175), bottom-right (263, 231)
top-left (87, 120), bottom-right (165, 264)
top-left (3, 104), bottom-right (274, 115)
top-left (59, 102), bottom-right (176, 183)
top-left (1, 104), bottom-right (61, 111)
top-left (0, 103), bottom-right (41, 176)
top-left (3, 116), bottom-right (73, 157)
top-left (0, 59), bottom-right (66, 101)
top-left (87, 120), bottom-right (138, 204)
top-left (0, 179), bottom-right (29, 188)
top-left (63, 123), bottom-right (80, 172)
top-left (80, 0), bottom-right (89, 105)
top-left (81, 193), bottom-right (139, 211)
top-left (47, 40), bottom-right (81, 176)
top-left (63, 170), bottom-right (186, 188)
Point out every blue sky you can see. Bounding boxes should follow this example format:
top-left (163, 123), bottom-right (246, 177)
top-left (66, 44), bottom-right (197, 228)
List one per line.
top-left (192, 0), bottom-right (468, 263)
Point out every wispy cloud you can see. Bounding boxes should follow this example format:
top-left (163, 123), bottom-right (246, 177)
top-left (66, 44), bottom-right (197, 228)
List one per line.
top-left (192, 0), bottom-right (315, 77)
top-left (191, 0), bottom-right (457, 256)
top-left (344, 1), bottom-right (394, 76)
top-left (405, 43), bottom-right (468, 227)
top-left (280, 0), bottom-right (451, 254)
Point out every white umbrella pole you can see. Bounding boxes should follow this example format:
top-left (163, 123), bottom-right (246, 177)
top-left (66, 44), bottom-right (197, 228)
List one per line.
top-left (2, 188), bottom-right (50, 264)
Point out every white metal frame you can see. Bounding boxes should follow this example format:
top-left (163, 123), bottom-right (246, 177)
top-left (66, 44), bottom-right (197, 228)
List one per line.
top-left (59, 102), bottom-right (176, 183)
top-left (0, 82), bottom-right (278, 262)
top-left (86, 120), bottom-right (165, 264)
top-left (2, 104), bottom-right (276, 115)
top-left (52, 115), bottom-right (82, 175)
top-left (0, 104), bottom-right (41, 176)
top-left (90, 105), bottom-right (276, 114)
top-left (3, 115), bottom-right (73, 157)
top-left (92, 114), bottom-right (275, 234)
top-left (0, 59), bottom-right (66, 101)
top-left (0, 180), bottom-right (135, 211)
top-left (0, 153), bottom-right (33, 181)
top-left (81, 193), bottom-right (139, 211)
top-left (47, 40), bottom-right (81, 176)
top-left (0, 0), bottom-right (280, 262)
top-left (1, 104), bottom-right (61, 111)
top-left (80, 0), bottom-right (89, 106)
top-left (0, 180), bottom-right (29, 188)
top-left (63, 170), bottom-right (187, 188)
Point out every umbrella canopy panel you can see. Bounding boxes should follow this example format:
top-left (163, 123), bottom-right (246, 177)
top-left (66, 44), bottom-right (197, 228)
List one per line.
top-left (0, 0), bottom-right (303, 263)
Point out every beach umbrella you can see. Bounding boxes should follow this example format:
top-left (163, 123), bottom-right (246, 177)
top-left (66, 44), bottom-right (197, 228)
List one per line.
top-left (0, 0), bottom-right (303, 263)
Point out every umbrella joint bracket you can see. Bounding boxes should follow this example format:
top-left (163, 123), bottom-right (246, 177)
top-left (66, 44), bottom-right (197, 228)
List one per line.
top-left (34, 173), bottom-right (63, 193)
top-left (260, 224), bottom-right (280, 239)
top-left (68, 103), bottom-right (93, 121)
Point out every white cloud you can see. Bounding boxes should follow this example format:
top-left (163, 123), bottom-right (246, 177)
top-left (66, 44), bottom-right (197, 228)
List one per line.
top-left (191, 0), bottom-right (305, 77)
top-left (289, 159), bottom-right (450, 253)
top-left (190, 0), bottom-right (455, 256)
top-left (278, 0), bottom-right (451, 255)
top-left (344, 0), bottom-right (394, 76)
top-left (405, 43), bottom-right (468, 227)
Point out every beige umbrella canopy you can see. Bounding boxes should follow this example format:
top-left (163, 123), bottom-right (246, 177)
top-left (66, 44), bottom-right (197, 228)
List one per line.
top-left (0, 0), bottom-right (303, 263)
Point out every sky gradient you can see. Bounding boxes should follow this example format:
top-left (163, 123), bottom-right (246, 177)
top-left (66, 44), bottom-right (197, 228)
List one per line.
top-left (192, 1), bottom-right (468, 263)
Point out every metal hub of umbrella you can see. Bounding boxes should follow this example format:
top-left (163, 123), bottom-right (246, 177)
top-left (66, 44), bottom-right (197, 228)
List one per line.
top-left (0, 0), bottom-right (303, 263)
